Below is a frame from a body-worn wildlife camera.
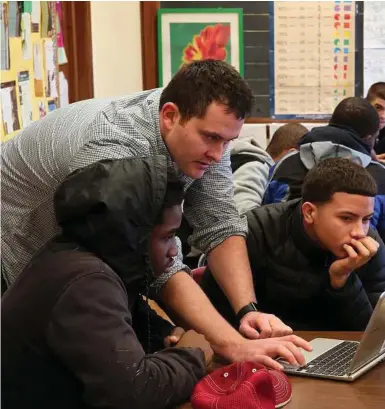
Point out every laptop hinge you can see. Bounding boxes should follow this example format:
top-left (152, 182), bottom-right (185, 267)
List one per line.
top-left (347, 351), bottom-right (385, 375)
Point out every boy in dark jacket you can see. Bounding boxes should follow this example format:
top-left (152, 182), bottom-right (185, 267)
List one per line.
top-left (1, 156), bottom-right (210, 409)
top-left (366, 82), bottom-right (385, 155)
top-left (201, 158), bottom-right (385, 331)
top-left (263, 97), bottom-right (385, 241)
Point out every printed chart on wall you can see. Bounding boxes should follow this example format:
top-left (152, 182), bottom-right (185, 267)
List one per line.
top-left (270, 1), bottom-right (359, 119)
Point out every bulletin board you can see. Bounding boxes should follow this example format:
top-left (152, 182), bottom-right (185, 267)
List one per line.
top-left (0, 1), bottom-right (63, 142)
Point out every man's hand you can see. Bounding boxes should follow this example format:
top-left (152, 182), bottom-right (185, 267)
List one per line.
top-left (217, 335), bottom-right (312, 371)
top-left (164, 327), bottom-right (185, 348)
top-left (239, 311), bottom-right (293, 339)
top-left (176, 330), bottom-right (214, 366)
top-left (329, 237), bottom-right (379, 289)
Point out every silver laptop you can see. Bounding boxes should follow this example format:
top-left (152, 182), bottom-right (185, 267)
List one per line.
top-left (280, 292), bottom-right (385, 381)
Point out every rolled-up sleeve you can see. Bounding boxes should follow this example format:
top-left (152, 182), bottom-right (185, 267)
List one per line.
top-left (184, 147), bottom-right (248, 254)
top-left (150, 149), bottom-right (247, 295)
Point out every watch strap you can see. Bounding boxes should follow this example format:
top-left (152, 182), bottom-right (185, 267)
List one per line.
top-left (236, 302), bottom-right (259, 324)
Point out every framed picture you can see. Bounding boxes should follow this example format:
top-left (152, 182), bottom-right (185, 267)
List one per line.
top-left (158, 8), bottom-right (244, 86)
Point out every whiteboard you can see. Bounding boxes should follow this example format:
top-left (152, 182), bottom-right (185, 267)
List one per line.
top-left (363, 1), bottom-right (385, 96)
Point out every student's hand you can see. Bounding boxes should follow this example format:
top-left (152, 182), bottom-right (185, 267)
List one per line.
top-left (239, 311), bottom-right (293, 339)
top-left (217, 335), bottom-right (312, 371)
top-left (176, 330), bottom-right (214, 366)
top-left (329, 237), bottom-right (379, 289)
top-left (164, 326), bottom-right (185, 347)
top-left (376, 153), bottom-right (385, 164)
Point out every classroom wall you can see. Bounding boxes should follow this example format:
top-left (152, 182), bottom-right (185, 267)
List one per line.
top-left (90, 1), bottom-right (143, 98)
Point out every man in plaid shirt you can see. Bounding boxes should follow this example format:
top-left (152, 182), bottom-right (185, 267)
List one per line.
top-left (2, 60), bottom-right (310, 367)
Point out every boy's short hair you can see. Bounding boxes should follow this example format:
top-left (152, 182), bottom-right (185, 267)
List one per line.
top-left (266, 123), bottom-right (308, 159)
top-left (155, 170), bottom-right (185, 224)
top-left (366, 82), bottom-right (385, 102)
top-left (302, 158), bottom-right (377, 204)
top-left (329, 97), bottom-right (379, 138)
top-left (160, 59), bottom-right (254, 122)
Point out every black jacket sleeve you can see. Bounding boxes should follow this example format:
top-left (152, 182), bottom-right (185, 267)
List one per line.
top-left (132, 296), bottom-right (175, 353)
top-left (323, 230), bottom-right (385, 330)
top-left (46, 271), bottom-right (205, 409)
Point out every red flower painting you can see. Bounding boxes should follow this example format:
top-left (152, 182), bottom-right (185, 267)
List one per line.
top-left (182, 23), bottom-right (230, 63)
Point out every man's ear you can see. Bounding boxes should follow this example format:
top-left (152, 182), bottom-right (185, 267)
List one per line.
top-left (302, 201), bottom-right (317, 224)
top-left (160, 102), bottom-right (180, 131)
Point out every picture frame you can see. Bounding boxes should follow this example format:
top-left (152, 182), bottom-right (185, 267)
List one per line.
top-left (158, 8), bottom-right (244, 86)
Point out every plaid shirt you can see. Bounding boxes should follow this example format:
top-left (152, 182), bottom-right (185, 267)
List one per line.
top-left (1, 88), bottom-right (247, 289)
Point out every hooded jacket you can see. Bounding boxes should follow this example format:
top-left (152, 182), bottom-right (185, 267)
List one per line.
top-left (230, 135), bottom-right (275, 214)
top-left (263, 125), bottom-right (385, 240)
top-left (200, 200), bottom-right (385, 330)
top-left (1, 156), bottom-right (206, 409)
top-left (375, 126), bottom-right (385, 154)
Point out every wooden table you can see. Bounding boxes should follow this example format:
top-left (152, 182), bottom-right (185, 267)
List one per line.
top-left (178, 331), bottom-right (385, 409)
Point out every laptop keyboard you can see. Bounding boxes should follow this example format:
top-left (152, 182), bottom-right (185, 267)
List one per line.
top-left (297, 341), bottom-right (359, 377)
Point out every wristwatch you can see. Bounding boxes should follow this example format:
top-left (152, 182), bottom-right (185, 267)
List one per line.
top-left (236, 302), bottom-right (259, 324)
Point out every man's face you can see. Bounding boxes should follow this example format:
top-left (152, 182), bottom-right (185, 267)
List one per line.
top-left (160, 102), bottom-right (244, 179)
top-left (302, 192), bottom-right (374, 258)
top-left (371, 97), bottom-right (385, 130)
top-left (149, 204), bottom-right (182, 277)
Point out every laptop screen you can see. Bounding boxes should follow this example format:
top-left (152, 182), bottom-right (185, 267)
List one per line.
top-left (349, 292), bottom-right (385, 373)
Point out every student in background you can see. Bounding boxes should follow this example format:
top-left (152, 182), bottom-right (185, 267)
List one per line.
top-left (2, 157), bottom-right (211, 409)
top-left (263, 97), bottom-right (385, 241)
top-left (231, 123), bottom-right (308, 214)
top-left (366, 82), bottom-right (385, 156)
top-left (201, 158), bottom-right (385, 331)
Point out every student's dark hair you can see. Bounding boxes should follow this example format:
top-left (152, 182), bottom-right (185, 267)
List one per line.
top-left (302, 158), bottom-right (377, 204)
top-left (329, 97), bottom-right (379, 138)
top-left (155, 170), bottom-right (185, 224)
top-left (159, 59), bottom-right (254, 122)
top-left (266, 123), bottom-right (308, 159)
top-left (366, 82), bottom-right (385, 102)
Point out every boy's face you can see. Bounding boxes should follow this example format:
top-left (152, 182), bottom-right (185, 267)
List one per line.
top-left (302, 192), bottom-right (374, 258)
top-left (149, 204), bottom-right (182, 277)
top-left (371, 97), bottom-right (385, 130)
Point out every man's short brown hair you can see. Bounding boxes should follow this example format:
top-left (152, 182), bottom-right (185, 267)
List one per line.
top-left (366, 82), bottom-right (385, 102)
top-left (266, 123), bottom-right (308, 159)
top-left (302, 158), bottom-right (377, 204)
top-left (160, 60), bottom-right (254, 122)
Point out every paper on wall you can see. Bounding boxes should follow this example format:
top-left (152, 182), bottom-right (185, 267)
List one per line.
top-left (1, 81), bottom-right (21, 135)
top-left (18, 71), bottom-right (33, 128)
top-left (33, 43), bottom-right (44, 97)
top-left (0, 2), bottom-right (10, 69)
top-left (44, 39), bottom-right (57, 98)
top-left (21, 12), bottom-right (32, 59)
top-left (59, 71), bottom-right (69, 108)
top-left (31, 1), bottom-right (40, 32)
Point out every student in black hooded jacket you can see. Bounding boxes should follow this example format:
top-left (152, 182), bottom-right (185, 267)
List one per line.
top-left (1, 156), bottom-right (210, 409)
top-left (201, 158), bottom-right (385, 332)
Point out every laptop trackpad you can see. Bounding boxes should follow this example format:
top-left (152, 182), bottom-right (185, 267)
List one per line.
top-left (280, 338), bottom-right (344, 369)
